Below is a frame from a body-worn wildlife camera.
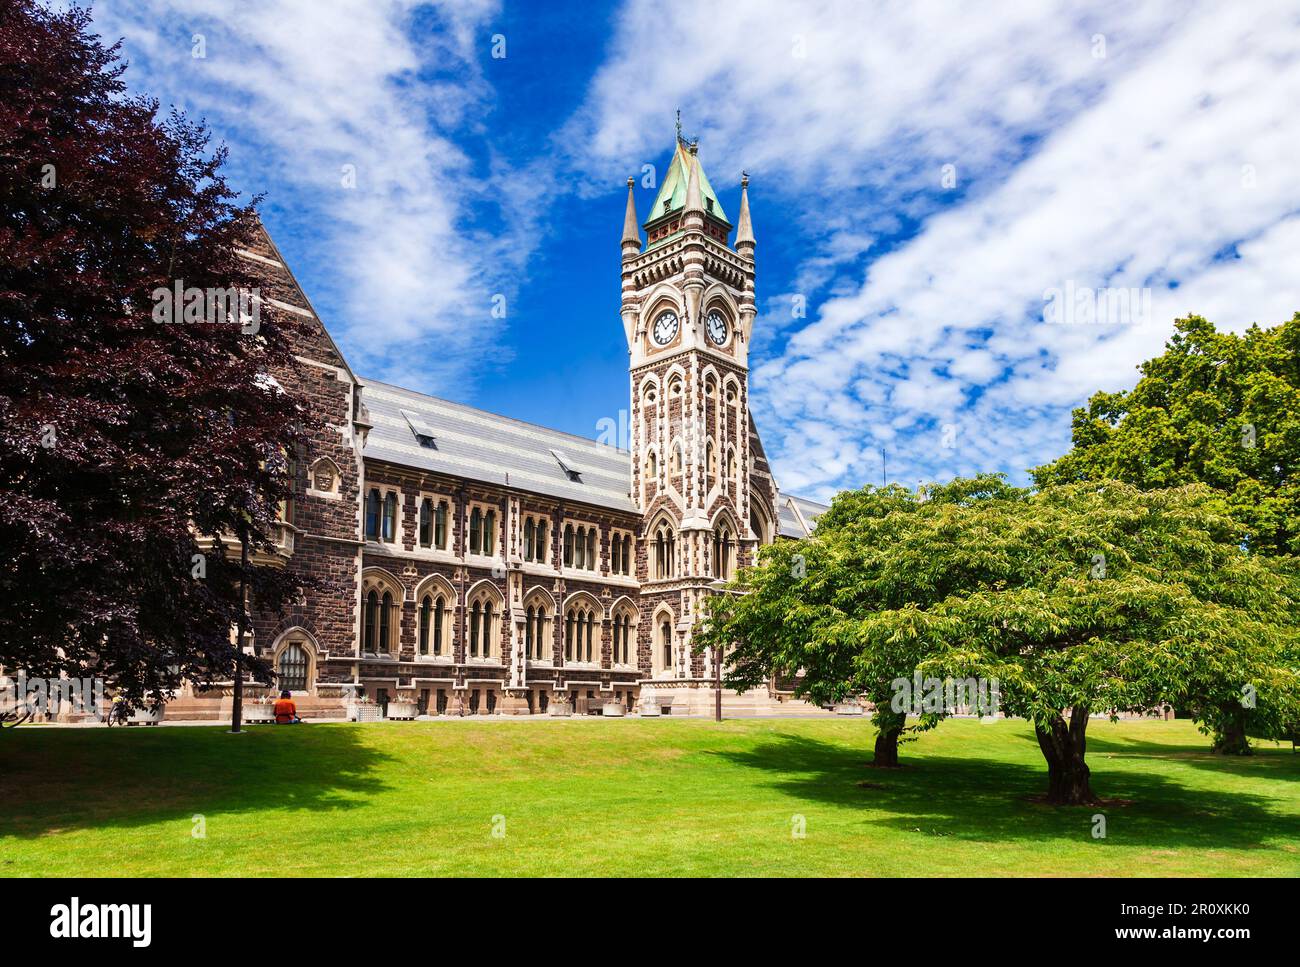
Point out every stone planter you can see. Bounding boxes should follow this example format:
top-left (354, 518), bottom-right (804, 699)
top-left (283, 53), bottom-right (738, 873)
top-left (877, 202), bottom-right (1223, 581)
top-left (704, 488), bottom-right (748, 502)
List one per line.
top-left (352, 703), bottom-right (383, 723)
top-left (834, 703), bottom-right (865, 716)
top-left (244, 704), bottom-right (277, 724)
top-left (548, 701), bottom-right (572, 717)
top-left (601, 702), bottom-right (625, 717)
top-left (386, 701), bottom-right (418, 721)
top-left (128, 705), bottom-right (164, 726)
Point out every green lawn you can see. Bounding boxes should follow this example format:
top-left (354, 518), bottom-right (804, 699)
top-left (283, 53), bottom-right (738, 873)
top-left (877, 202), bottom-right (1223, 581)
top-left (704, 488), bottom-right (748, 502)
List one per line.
top-left (2, 717), bottom-right (1297, 876)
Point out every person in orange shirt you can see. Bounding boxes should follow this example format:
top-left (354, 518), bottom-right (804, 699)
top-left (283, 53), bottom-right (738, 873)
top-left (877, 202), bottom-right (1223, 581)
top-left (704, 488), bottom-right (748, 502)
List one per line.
top-left (273, 690), bottom-right (301, 724)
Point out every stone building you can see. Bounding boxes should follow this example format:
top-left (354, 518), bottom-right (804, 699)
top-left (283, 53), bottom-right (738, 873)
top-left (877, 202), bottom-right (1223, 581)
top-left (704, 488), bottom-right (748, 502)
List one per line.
top-left (176, 134), bottom-right (827, 720)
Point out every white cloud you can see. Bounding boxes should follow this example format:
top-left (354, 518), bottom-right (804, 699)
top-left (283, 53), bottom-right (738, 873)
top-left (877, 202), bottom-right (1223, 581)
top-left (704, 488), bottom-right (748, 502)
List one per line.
top-left (563, 0), bottom-right (1300, 496)
top-left (92, 0), bottom-right (514, 389)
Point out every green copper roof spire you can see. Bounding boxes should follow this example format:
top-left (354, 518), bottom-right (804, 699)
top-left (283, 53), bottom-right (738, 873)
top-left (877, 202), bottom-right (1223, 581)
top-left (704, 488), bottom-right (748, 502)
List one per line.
top-left (643, 132), bottom-right (729, 247)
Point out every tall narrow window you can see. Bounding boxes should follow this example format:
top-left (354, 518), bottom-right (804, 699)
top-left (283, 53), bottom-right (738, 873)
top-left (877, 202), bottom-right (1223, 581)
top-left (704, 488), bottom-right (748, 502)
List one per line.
top-left (525, 605), bottom-right (535, 655)
top-left (419, 498), bottom-right (433, 547)
top-left (363, 590), bottom-right (378, 651)
top-left (483, 510), bottom-right (496, 555)
top-left (612, 614), bottom-right (632, 666)
top-left (482, 601), bottom-right (494, 656)
top-left (469, 508), bottom-right (482, 554)
top-left (532, 608), bottom-right (547, 660)
top-left (379, 591), bottom-right (393, 653)
top-left (366, 488), bottom-right (380, 540)
top-left (419, 596), bottom-right (431, 655)
top-left (433, 597), bottom-right (444, 655)
top-left (586, 529), bottom-right (597, 571)
top-left (563, 525), bottom-right (574, 566)
top-left (584, 612), bottom-right (594, 662)
top-left (470, 601), bottom-right (481, 657)
top-left (381, 492), bottom-right (397, 542)
top-left (434, 500), bottom-right (448, 549)
top-left (524, 519), bottom-right (535, 562)
top-left (564, 613), bottom-right (574, 661)
top-left (280, 448), bottom-right (297, 526)
top-left (661, 621), bottom-right (672, 672)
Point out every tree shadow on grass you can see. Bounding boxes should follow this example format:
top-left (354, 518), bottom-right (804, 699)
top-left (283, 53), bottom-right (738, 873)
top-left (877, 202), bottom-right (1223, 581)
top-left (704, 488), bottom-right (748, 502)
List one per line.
top-left (1009, 724), bottom-right (1300, 784)
top-left (0, 723), bottom-right (393, 839)
top-left (713, 732), bottom-right (1299, 852)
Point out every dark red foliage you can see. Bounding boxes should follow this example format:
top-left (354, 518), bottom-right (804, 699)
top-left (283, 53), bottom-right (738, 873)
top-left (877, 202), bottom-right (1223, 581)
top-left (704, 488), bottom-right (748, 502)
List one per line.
top-left (0, 0), bottom-right (310, 704)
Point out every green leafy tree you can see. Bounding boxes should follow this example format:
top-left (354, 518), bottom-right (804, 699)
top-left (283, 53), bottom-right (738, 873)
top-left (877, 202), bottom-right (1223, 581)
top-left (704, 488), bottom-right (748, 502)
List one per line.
top-left (1034, 313), bottom-right (1300, 752)
top-left (700, 479), bottom-right (1300, 804)
top-left (0, 1), bottom-right (308, 713)
top-left (1034, 313), bottom-right (1300, 555)
top-left (698, 475), bottom-right (1026, 768)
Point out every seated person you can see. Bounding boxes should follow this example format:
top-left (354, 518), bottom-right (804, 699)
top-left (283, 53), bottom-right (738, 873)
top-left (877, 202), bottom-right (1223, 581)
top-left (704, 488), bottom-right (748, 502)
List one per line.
top-left (273, 690), bottom-right (301, 724)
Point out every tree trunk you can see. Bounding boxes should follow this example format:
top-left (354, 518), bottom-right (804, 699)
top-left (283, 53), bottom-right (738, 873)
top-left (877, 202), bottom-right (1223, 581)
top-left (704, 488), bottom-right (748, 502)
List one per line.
top-left (872, 722), bottom-right (903, 767)
top-left (1211, 710), bottom-right (1252, 755)
top-left (1035, 707), bottom-right (1100, 805)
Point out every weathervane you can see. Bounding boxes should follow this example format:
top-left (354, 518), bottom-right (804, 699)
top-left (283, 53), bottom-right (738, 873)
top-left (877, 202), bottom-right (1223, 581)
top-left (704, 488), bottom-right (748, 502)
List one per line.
top-left (675, 108), bottom-right (682, 143)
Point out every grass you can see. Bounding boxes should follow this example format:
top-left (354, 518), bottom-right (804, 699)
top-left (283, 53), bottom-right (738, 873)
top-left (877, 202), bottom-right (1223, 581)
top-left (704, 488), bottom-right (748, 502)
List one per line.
top-left (1, 717), bottom-right (1298, 877)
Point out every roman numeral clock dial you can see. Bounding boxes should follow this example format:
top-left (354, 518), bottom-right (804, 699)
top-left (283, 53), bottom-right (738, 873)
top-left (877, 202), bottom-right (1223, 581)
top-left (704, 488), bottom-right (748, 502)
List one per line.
top-left (706, 309), bottom-right (729, 346)
top-left (651, 309), bottom-right (679, 346)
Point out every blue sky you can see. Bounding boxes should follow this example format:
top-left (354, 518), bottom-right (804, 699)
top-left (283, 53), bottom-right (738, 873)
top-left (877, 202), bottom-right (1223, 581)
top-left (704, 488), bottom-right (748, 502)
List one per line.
top-left (90, 0), bottom-right (1300, 502)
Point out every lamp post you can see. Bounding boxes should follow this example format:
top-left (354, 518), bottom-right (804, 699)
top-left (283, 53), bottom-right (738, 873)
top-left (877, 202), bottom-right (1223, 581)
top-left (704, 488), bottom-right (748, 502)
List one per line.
top-left (230, 527), bottom-right (248, 734)
top-left (714, 644), bottom-right (722, 723)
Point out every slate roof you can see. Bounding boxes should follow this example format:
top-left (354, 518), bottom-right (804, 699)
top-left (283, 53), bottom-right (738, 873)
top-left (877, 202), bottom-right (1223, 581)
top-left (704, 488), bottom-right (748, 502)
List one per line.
top-left (359, 377), bottom-right (831, 531)
top-left (776, 492), bottom-right (830, 538)
top-left (359, 378), bottom-right (638, 514)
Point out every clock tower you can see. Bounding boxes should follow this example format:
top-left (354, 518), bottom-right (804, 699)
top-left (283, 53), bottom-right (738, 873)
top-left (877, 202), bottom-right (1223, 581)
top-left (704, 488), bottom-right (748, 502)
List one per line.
top-left (620, 132), bottom-right (766, 708)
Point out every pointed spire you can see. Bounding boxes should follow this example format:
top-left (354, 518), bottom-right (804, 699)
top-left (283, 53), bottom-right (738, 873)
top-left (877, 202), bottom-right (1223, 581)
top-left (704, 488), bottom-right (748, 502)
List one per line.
top-left (683, 141), bottom-right (704, 218)
top-left (621, 177), bottom-right (640, 254)
top-left (735, 171), bottom-right (755, 256)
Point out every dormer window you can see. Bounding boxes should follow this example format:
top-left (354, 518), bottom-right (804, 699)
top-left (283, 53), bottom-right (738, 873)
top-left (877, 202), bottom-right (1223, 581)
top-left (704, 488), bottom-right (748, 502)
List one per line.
top-left (401, 409), bottom-right (436, 448)
top-left (550, 449), bottom-right (582, 482)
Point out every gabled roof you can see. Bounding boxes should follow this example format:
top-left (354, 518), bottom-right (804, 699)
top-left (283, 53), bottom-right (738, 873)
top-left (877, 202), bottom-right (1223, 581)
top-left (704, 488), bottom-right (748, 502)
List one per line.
top-left (359, 377), bottom-right (638, 513)
top-left (645, 140), bottom-right (728, 231)
top-left (775, 492), bottom-right (829, 538)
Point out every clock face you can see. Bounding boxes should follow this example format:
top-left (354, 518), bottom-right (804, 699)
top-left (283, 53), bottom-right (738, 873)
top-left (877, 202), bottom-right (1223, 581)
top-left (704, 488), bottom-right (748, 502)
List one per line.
top-left (651, 309), bottom-right (679, 346)
top-left (705, 310), bottom-right (729, 346)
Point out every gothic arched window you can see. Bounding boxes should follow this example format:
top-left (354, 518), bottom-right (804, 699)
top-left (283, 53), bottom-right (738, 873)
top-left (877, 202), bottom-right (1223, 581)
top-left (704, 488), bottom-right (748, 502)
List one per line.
top-left (653, 522), bottom-right (676, 579)
top-left (278, 642), bottom-right (309, 692)
top-left (713, 523), bottom-right (735, 580)
top-left (418, 593), bottom-right (448, 657)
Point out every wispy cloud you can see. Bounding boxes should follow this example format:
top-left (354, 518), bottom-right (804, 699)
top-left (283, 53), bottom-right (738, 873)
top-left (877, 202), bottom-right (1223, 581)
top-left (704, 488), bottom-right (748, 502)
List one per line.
top-left (92, 0), bottom-right (518, 390)
top-left (562, 0), bottom-right (1300, 500)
